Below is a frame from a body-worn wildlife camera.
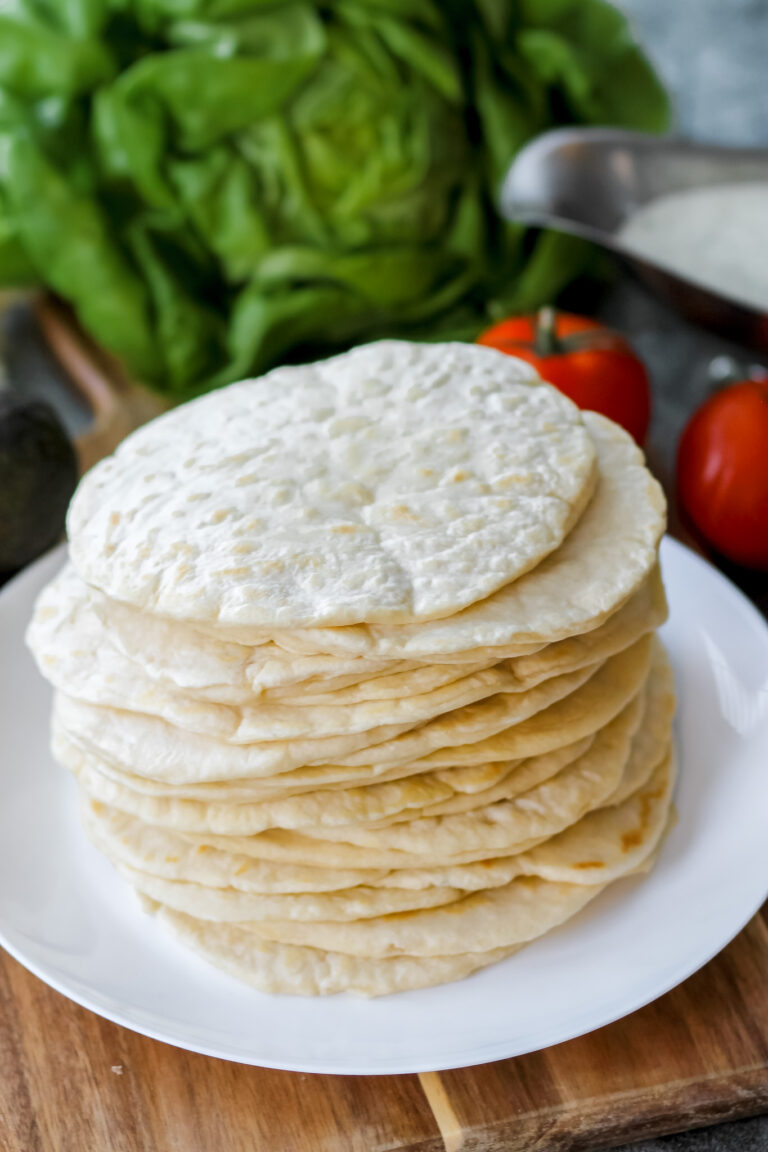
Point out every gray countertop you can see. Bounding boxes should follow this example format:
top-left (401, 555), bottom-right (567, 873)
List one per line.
top-left (2, 1), bottom-right (767, 1148)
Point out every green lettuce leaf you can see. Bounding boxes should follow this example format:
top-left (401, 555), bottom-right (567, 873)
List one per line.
top-left (0, 0), bottom-right (669, 395)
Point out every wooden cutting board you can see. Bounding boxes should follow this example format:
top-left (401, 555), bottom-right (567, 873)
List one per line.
top-left (1, 907), bottom-right (767, 1152)
top-left (34, 296), bottom-right (169, 473)
top-left (2, 299), bottom-right (767, 1151)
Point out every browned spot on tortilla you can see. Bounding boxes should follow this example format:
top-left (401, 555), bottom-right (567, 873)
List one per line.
top-left (573, 860), bottom-right (606, 869)
top-left (214, 567), bottom-right (251, 578)
top-left (391, 504), bottom-right (420, 522)
top-left (621, 783), bottom-right (666, 852)
top-left (621, 829), bottom-right (644, 851)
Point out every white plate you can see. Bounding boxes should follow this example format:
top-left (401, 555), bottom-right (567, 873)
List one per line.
top-left (1, 538), bottom-right (768, 1075)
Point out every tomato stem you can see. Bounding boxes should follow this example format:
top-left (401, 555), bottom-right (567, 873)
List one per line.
top-left (533, 308), bottom-right (623, 357)
top-left (534, 306), bottom-right (561, 356)
top-left (708, 355), bottom-right (768, 391)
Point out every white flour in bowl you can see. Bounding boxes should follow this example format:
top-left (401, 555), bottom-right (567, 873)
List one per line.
top-left (617, 182), bottom-right (768, 312)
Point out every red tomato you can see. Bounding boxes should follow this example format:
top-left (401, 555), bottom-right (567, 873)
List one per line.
top-left (477, 309), bottom-right (651, 444)
top-left (677, 376), bottom-right (768, 570)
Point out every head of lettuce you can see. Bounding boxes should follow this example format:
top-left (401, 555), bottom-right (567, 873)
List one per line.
top-left (0, 0), bottom-right (668, 398)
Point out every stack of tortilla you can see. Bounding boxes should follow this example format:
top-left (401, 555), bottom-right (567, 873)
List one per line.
top-left (28, 341), bottom-right (675, 997)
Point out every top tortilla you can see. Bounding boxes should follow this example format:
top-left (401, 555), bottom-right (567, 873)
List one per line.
top-left (258, 413), bottom-right (665, 656)
top-left (67, 341), bottom-right (596, 629)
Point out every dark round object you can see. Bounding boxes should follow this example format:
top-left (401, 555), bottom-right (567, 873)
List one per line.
top-left (0, 391), bottom-right (79, 578)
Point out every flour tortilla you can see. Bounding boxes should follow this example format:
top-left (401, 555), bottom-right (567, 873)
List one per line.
top-left (152, 904), bottom-right (523, 996)
top-left (53, 705), bottom-right (532, 800)
top-left (225, 413), bottom-right (665, 655)
top-left (115, 864), bottom-right (465, 922)
top-left (52, 721), bottom-right (528, 803)
top-left (336, 635), bottom-right (652, 771)
top-left (62, 555), bottom-right (663, 709)
top-left (243, 761), bottom-right (672, 959)
top-left (81, 800), bottom-right (387, 893)
top-left (603, 645), bottom-right (675, 807)
top-left (84, 572), bottom-right (543, 703)
top-left (67, 411), bottom-right (664, 664)
top-left (32, 618), bottom-right (606, 743)
top-left (269, 561), bottom-right (665, 707)
top-left (53, 637), bottom-right (650, 797)
top-left (171, 686), bottom-right (647, 871)
top-left (30, 565), bottom-right (500, 709)
top-left (384, 742), bottom-right (672, 895)
top-left (375, 646), bottom-right (674, 890)
top-left (495, 563), bottom-right (665, 694)
top-left (52, 647), bottom-right (609, 783)
top-left (63, 731), bottom-right (593, 836)
top-left (381, 641), bottom-right (672, 830)
top-left (81, 733), bottom-right (672, 906)
top-left (367, 739), bottom-right (595, 827)
top-left (115, 750), bottom-right (673, 929)
top-left (53, 692), bottom-right (420, 783)
top-left (77, 650), bottom-right (673, 916)
top-left (297, 690), bottom-right (642, 857)
top-left (237, 874), bottom-right (610, 957)
top-left (28, 563), bottom-right (662, 743)
top-left (229, 754), bottom-right (673, 962)
top-left (514, 746), bottom-right (675, 885)
top-left (92, 574), bottom-right (467, 703)
top-left (68, 341), bottom-right (597, 629)
top-left (63, 734), bottom-right (452, 832)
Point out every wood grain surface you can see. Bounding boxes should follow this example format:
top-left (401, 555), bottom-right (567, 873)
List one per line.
top-left (1, 907), bottom-right (767, 1151)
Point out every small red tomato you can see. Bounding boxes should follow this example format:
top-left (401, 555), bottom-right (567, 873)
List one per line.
top-left (477, 308), bottom-right (651, 444)
top-left (677, 376), bottom-right (768, 570)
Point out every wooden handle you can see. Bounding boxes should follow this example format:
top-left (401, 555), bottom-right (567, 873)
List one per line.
top-left (34, 294), bottom-right (167, 473)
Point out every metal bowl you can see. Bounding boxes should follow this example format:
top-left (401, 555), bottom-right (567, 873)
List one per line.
top-left (501, 128), bottom-right (768, 351)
